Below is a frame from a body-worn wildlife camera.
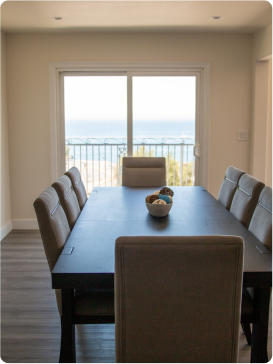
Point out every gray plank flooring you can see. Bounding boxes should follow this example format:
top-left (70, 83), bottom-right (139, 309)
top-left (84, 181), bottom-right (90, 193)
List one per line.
top-left (1, 230), bottom-right (271, 363)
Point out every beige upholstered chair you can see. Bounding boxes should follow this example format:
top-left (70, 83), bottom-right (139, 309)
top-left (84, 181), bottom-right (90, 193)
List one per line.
top-left (230, 174), bottom-right (265, 228)
top-left (65, 166), bottom-right (87, 210)
top-left (122, 157), bottom-right (166, 187)
top-left (218, 166), bottom-right (245, 210)
top-left (115, 235), bottom-right (244, 363)
top-left (34, 187), bottom-right (114, 362)
top-left (52, 175), bottom-right (81, 230)
top-left (249, 186), bottom-right (272, 252)
top-left (241, 186), bottom-right (272, 346)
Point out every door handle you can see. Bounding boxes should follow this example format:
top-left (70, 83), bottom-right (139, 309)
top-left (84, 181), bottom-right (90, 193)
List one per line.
top-left (194, 144), bottom-right (201, 158)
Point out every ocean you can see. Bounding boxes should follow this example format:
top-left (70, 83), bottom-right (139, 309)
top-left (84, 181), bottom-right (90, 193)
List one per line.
top-left (65, 120), bottom-right (195, 164)
top-left (65, 120), bottom-right (195, 139)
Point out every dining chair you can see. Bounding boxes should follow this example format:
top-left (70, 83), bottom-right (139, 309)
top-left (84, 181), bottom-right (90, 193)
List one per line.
top-left (65, 166), bottom-right (88, 210)
top-left (249, 186), bottom-right (272, 251)
top-left (122, 157), bottom-right (166, 187)
top-left (230, 174), bottom-right (265, 228)
top-left (115, 235), bottom-right (244, 363)
top-left (218, 166), bottom-right (245, 210)
top-left (33, 187), bottom-right (114, 363)
top-left (52, 175), bottom-right (81, 230)
top-left (240, 186), bottom-right (272, 346)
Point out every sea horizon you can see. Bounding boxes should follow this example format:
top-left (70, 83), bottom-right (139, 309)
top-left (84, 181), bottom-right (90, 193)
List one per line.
top-left (65, 119), bottom-right (195, 164)
top-left (65, 119), bottom-right (195, 139)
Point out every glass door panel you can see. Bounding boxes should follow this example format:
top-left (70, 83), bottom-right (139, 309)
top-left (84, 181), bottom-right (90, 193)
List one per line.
top-left (132, 76), bottom-right (196, 186)
top-left (64, 76), bottom-right (127, 192)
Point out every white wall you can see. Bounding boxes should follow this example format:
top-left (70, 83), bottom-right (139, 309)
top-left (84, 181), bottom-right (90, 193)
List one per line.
top-left (6, 32), bottom-right (253, 221)
top-left (1, 30), bottom-right (12, 237)
top-left (251, 24), bottom-right (272, 185)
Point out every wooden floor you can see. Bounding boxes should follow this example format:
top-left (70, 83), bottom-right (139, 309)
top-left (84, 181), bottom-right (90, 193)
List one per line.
top-left (1, 230), bottom-right (272, 363)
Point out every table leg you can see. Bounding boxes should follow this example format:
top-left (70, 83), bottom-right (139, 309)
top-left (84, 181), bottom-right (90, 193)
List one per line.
top-left (59, 289), bottom-right (76, 363)
top-left (251, 287), bottom-right (271, 363)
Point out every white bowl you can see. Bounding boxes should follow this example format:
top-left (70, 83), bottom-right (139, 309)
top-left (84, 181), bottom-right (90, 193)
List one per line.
top-left (146, 202), bottom-right (173, 217)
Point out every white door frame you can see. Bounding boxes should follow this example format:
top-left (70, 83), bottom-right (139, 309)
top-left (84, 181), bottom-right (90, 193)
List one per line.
top-left (49, 61), bottom-right (210, 188)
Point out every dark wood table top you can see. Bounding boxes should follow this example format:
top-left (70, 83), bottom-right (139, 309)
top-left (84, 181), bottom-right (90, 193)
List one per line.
top-left (52, 186), bottom-right (272, 289)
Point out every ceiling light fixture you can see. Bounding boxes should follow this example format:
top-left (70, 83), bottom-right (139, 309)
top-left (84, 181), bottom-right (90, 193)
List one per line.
top-left (211, 16), bottom-right (222, 20)
top-left (51, 17), bottom-right (63, 21)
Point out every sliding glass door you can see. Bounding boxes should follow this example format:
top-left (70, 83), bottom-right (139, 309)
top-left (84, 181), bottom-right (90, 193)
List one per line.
top-left (61, 71), bottom-right (200, 192)
top-left (132, 76), bottom-right (196, 186)
top-left (64, 74), bottom-right (127, 192)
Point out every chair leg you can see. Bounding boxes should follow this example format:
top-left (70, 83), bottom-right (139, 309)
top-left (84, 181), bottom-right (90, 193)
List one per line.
top-left (241, 323), bottom-right (252, 345)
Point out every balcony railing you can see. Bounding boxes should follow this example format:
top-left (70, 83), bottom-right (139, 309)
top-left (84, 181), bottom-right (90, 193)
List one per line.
top-left (66, 137), bottom-right (195, 194)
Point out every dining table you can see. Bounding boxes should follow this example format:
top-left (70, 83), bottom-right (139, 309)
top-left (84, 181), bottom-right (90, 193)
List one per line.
top-left (52, 186), bottom-right (272, 363)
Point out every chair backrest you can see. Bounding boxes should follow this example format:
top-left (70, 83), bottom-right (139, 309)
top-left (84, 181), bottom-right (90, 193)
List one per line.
top-left (230, 174), bottom-right (265, 228)
top-left (52, 175), bottom-right (81, 230)
top-left (249, 186), bottom-right (272, 251)
top-left (115, 235), bottom-right (244, 363)
top-left (33, 187), bottom-right (70, 315)
top-left (122, 157), bottom-right (166, 187)
top-left (65, 167), bottom-right (87, 210)
top-left (218, 166), bottom-right (245, 210)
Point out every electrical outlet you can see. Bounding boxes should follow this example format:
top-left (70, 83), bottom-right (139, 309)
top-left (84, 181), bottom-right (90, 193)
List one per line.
top-left (237, 130), bottom-right (248, 141)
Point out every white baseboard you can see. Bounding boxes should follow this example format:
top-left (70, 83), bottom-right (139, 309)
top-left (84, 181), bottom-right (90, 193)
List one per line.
top-left (0, 220), bottom-right (12, 240)
top-left (12, 219), bottom-right (39, 230)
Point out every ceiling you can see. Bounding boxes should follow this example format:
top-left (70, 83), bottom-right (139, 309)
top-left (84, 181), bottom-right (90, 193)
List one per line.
top-left (1, 1), bottom-right (272, 34)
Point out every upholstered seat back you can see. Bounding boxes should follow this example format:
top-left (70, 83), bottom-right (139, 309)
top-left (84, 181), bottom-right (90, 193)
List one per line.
top-left (65, 167), bottom-right (87, 210)
top-left (122, 157), bottom-right (166, 187)
top-left (52, 175), bottom-right (81, 230)
top-left (249, 186), bottom-right (272, 251)
top-left (115, 235), bottom-right (244, 363)
top-left (218, 166), bottom-right (245, 210)
top-left (34, 187), bottom-right (70, 272)
top-left (34, 187), bottom-right (71, 315)
top-left (230, 174), bottom-right (265, 228)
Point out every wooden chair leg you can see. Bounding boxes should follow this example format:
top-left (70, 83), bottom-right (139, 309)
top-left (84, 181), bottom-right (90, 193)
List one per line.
top-left (241, 323), bottom-right (252, 345)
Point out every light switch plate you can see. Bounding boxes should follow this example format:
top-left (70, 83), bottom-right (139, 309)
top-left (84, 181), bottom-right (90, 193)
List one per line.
top-left (238, 130), bottom-right (248, 141)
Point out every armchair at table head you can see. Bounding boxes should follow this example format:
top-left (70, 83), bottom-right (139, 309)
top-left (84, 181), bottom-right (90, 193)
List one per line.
top-left (122, 157), bottom-right (166, 187)
top-left (33, 186), bottom-right (71, 314)
top-left (115, 235), bottom-right (244, 363)
top-left (65, 166), bottom-right (87, 210)
top-left (218, 166), bottom-right (245, 210)
top-left (230, 174), bottom-right (265, 228)
top-left (52, 175), bottom-right (81, 230)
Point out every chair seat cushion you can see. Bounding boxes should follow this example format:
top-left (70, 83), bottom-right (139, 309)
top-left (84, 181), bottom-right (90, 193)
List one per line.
top-left (74, 289), bottom-right (114, 316)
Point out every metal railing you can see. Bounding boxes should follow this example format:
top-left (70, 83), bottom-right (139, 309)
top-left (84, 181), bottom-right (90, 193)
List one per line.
top-left (66, 137), bottom-right (195, 194)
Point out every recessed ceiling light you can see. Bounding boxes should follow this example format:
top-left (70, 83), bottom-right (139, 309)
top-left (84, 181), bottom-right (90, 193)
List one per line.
top-left (211, 16), bottom-right (222, 20)
top-left (51, 17), bottom-right (63, 21)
